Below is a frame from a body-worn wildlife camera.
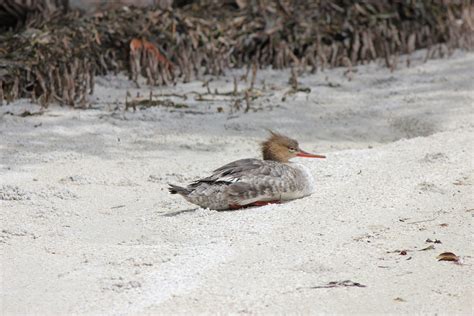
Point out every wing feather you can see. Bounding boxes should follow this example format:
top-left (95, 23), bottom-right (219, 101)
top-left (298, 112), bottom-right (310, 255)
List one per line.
top-left (203, 159), bottom-right (278, 182)
top-left (188, 159), bottom-right (299, 204)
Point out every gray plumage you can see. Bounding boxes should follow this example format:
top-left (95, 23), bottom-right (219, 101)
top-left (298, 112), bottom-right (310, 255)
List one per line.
top-left (169, 132), bottom-right (324, 210)
top-left (169, 158), bottom-right (315, 210)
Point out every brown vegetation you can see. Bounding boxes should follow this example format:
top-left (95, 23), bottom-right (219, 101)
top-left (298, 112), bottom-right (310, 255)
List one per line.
top-left (0, 0), bottom-right (473, 107)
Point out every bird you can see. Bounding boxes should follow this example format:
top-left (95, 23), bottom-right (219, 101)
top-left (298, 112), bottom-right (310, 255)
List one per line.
top-left (169, 132), bottom-right (326, 210)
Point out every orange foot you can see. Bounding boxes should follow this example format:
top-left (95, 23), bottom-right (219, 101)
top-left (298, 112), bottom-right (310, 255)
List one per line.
top-left (249, 200), bottom-right (281, 207)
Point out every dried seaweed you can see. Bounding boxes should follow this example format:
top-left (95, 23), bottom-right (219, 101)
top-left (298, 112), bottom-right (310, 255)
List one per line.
top-left (0, 0), bottom-right (473, 106)
top-left (0, 0), bottom-right (67, 31)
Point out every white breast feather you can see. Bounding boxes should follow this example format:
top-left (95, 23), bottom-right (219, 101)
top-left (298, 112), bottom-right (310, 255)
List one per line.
top-left (289, 162), bottom-right (316, 196)
top-left (253, 162), bottom-right (316, 202)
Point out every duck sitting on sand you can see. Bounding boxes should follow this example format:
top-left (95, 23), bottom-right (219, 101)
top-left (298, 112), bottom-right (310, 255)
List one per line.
top-left (169, 132), bottom-right (326, 210)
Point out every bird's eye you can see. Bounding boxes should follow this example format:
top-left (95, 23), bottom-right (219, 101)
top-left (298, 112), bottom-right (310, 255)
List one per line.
top-left (289, 147), bottom-right (296, 152)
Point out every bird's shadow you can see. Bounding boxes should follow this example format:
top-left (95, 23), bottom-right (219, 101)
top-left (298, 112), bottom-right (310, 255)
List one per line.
top-left (161, 203), bottom-right (281, 217)
top-left (161, 208), bottom-right (199, 217)
top-left (160, 207), bottom-right (241, 217)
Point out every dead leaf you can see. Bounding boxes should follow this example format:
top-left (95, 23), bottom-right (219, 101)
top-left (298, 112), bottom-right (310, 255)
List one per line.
top-left (439, 223), bottom-right (449, 227)
top-left (437, 252), bottom-right (461, 263)
top-left (394, 297), bottom-right (406, 302)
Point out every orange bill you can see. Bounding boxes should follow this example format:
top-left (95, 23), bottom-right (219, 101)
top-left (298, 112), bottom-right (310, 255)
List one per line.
top-left (296, 150), bottom-right (326, 158)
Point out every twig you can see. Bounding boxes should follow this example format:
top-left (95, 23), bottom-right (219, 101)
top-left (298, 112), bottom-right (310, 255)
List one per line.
top-left (406, 217), bottom-right (438, 225)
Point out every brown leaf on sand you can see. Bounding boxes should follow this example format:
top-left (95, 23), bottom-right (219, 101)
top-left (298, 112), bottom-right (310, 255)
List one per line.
top-left (436, 252), bottom-right (461, 263)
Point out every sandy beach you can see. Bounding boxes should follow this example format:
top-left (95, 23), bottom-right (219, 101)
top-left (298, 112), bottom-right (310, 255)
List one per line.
top-left (1, 50), bottom-right (473, 314)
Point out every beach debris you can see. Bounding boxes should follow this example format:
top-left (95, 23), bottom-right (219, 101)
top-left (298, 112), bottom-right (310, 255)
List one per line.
top-left (125, 98), bottom-right (188, 111)
top-left (406, 217), bottom-right (438, 225)
top-left (389, 240), bottom-right (444, 254)
top-left (306, 280), bottom-right (367, 289)
top-left (110, 205), bottom-right (125, 209)
top-left (419, 245), bottom-right (435, 251)
top-left (436, 252), bottom-right (462, 264)
top-left (394, 297), bottom-right (406, 302)
top-left (453, 176), bottom-right (471, 186)
top-left (4, 110), bottom-right (44, 117)
top-left (0, 1), bottom-right (473, 106)
top-left (281, 67), bottom-right (311, 101)
top-left (387, 249), bottom-right (413, 258)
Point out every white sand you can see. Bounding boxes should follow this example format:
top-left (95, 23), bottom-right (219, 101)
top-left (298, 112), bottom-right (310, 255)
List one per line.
top-left (1, 50), bottom-right (473, 314)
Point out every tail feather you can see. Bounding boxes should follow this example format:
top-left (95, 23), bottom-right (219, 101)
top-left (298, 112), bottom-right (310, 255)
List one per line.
top-left (168, 184), bottom-right (191, 195)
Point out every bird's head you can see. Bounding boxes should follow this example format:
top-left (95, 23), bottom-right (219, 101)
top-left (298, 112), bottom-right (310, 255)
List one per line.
top-left (261, 131), bottom-right (326, 163)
